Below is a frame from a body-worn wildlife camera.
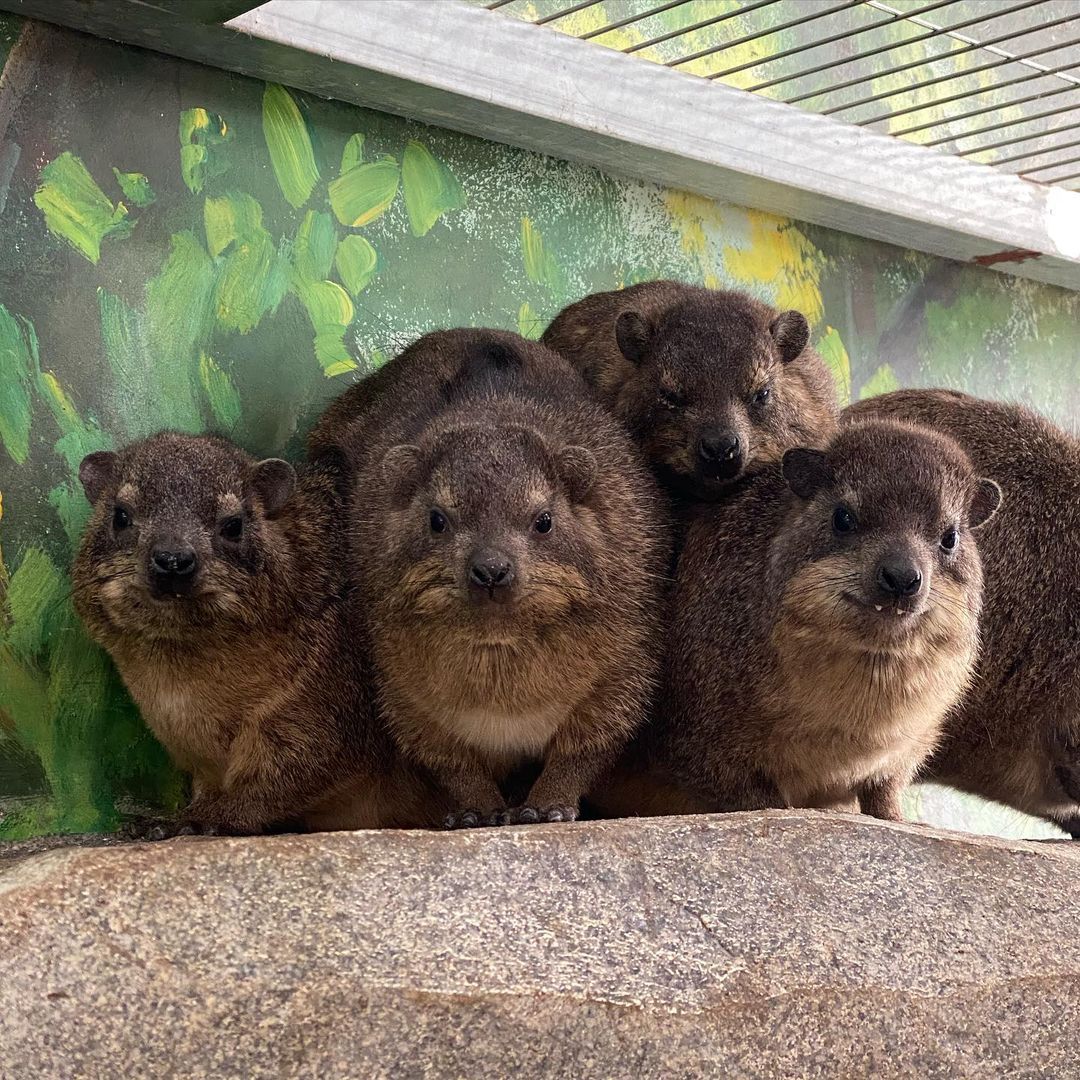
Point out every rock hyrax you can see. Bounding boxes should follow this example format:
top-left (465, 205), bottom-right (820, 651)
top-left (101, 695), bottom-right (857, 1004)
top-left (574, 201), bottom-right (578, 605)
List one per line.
top-left (329, 328), bottom-right (668, 827)
top-left (542, 281), bottom-right (837, 506)
top-left (849, 388), bottom-right (1080, 836)
top-left (621, 419), bottom-right (1000, 819)
top-left (73, 433), bottom-right (435, 835)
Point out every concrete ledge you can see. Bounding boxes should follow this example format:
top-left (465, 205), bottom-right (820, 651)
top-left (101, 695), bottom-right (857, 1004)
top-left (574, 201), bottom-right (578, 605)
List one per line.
top-left (1, 811), bottom-right (1078, 1077)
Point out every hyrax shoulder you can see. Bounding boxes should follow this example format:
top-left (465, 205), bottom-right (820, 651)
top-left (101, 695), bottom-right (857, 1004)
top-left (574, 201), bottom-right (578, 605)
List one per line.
top-left (338, 328), bottom-right (669, 828)
top-left (543, 280), bottom-right (838, 504)
top-left (847, 388), bottom-right (1080, 836)
top-left (651, 417), bottom-right (999, 820)
top-left (72, 432), bottom-right (437, 835)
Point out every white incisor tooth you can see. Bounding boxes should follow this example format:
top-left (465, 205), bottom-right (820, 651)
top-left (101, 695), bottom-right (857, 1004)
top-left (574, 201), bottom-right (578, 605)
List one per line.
top-left (875, 605), bottom-right (883, 612)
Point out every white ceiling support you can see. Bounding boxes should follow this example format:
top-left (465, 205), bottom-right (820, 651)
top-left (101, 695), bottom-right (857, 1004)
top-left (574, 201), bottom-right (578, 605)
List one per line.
top-left (7, 0), bottom-right (1080, 291)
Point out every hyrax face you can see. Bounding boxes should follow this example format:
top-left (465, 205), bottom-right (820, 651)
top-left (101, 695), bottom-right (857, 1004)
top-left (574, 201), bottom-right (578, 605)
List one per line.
top-left (777, 422), bottom-right (1001, 649)
top-left (379, 425), bottom-right (599, 641)
top-left (74, 434), bottom-right (296, 639)
top-left (614, 296), bottom-right (814, 499)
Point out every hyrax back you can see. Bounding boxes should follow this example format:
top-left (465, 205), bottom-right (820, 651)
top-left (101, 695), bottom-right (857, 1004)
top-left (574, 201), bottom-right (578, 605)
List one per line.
top-left (848, 388), bottom-right (1080, 836)
top-left (72, 432), bottom-right (435, 835)
top-left (334, 329), bottom-right (668, 827)
top-left (648, 419), bottom-right (999, 819)
top-left (542, 281), bottom-right (838, 506)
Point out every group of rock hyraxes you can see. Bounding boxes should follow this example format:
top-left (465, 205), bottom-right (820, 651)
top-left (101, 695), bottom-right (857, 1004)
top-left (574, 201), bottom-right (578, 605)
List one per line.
top-left (71, 280), bottom-right (1080, 839)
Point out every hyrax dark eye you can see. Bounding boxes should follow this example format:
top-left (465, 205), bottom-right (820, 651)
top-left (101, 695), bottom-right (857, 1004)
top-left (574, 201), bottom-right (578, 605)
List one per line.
top-left (430, 509), bottom-right (448, 534)
top-left (219, 516), bottom-right (244, 542)
top-left (752, 386), bottom-right (772, 405)
top-left (832, 506), bottom-right (857, 535)
top-left (534, 511), bottom-right (553, 534)
top-left (941, 528), bottom-right (959, 552)
top-left (113, 506), bottom-right (131, 530)
top-left (658, 387), bottom-right (684, 409)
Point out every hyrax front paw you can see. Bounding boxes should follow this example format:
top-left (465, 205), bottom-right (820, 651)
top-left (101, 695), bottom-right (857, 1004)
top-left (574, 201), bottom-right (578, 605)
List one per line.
top-left (120, 816), bottom-right (219, 841)
top-left (508, 805), bottom-right (579, 825)
top-left (442, 809), bottom-right (493, 830)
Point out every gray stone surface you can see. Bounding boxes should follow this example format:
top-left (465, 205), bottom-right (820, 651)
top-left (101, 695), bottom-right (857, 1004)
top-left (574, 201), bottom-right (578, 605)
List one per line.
top-left (0, 811), bottom-right (1077, 1078)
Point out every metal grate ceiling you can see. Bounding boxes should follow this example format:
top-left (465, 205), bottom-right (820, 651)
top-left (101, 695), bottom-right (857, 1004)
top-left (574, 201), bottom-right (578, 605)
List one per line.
top-left (481, 0), bottom-right (1080, 188)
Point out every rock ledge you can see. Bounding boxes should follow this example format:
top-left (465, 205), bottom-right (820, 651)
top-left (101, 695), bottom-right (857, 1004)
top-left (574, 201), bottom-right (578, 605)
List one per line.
top-left (2, 811), bottom-right (1077, 1078)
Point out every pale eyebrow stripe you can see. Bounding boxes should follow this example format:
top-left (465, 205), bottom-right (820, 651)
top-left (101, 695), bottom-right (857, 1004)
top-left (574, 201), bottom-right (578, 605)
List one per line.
top-left (117, 483), bottom-right (138, 503)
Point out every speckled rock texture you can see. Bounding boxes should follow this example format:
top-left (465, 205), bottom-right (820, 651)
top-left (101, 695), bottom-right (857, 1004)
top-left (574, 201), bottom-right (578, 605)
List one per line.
top-left (1, 811), bottom-right (1077, 1079)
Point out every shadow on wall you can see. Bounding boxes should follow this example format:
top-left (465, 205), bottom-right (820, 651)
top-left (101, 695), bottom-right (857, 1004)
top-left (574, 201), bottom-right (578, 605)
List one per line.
top-left (0, 17), bottom-right (1077, 839)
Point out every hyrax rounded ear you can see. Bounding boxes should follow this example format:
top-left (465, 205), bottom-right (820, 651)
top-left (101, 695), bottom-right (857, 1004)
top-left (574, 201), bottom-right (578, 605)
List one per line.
top-left (614, 310), bottom-right (652, 364)
top-left (968, 478), bottom-right (1002, 529)
top-left (78, 450), bottom-right (119, 504)
top-left (782, 447), bottom-right (834, 499)
top-left (249, 458), bottom-right (296, 516)
top-left (381, 444), bottom-right (425, 509)
top-left (556, 446), bottom-right (598, 502)
top-left (770, 310), bottom-right (810, 364)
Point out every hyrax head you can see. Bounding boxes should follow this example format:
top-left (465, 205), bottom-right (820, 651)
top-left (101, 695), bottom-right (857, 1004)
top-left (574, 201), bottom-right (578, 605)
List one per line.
top-left (379, 423), bottom-right (599, 639)
top-left (74, 434), bottom-right (296, 639)
top-left (613, 291), bottom-right (822, 499)
top-left (777, 420), bottom-right (1001, 647)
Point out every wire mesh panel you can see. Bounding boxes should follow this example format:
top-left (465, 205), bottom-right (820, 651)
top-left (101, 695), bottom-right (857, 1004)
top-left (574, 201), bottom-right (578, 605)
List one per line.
top-left (479, 0), bottom-right (1080, 187)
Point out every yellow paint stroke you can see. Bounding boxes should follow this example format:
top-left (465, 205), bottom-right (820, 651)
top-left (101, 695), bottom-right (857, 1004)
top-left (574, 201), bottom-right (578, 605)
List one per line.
top-left (816, 326), bottom-right (852, 407)
top-left (661, 191), bottom-right (725, 288)
top-left (335, 234), bottom-right (379, 296)
top-left (521, 217), bottom-right (563, 295)
top-left (722, 211), bottom-right (825, 326)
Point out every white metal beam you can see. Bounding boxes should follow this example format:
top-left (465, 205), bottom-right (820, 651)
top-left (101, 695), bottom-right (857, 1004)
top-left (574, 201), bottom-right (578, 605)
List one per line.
top-left (6, 0), bottom-right (1080, 291)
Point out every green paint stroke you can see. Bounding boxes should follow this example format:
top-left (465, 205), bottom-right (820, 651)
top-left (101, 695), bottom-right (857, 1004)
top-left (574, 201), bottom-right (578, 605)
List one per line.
top-left (293, 280), bottom-right (356, 378)
top-left (521, 216), bottom-right (564, 296)
top-left (517, 301), bottom-right (542, 340)
top-left (340, 133), bottom-right (365, 175)
top-left (262, 83), bottom-right (319, 210)
top-left (205, 193), bottom-right (290, 333)
top-left (199, 352), bottom-right (241, 432)
top-left (329, 158), bottom-right (399, 227)
top-left (335, 234), bottom-right (378, 296)
top-left (816, 326), bottom-right (852, 407)
top-left (859, 362), bottom-right (901, 400)
top-left (401, 140), bottom-right (465, 237)
top-left (4, 546), bottom-right (65, 664)
top-left (179, 107), bottom-right (230, 194)
top-left (34, 152), bottom-right (132, 264)
top-left (112, 168), bottom-right (156, 207)
top-left (0, 304), bottom-right (34, 464)
top-left (142, 231), bottom-right (217, 433)
top-left (293, 210), bottom-right (337, 283)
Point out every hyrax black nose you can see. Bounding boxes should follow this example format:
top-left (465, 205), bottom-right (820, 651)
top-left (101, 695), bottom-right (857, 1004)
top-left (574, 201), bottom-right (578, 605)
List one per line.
top-left (468, 551), bottom-right (514, 590)
top-left (151, 546), bottom-right (197, 578)
top-left (698, 431), bottom-right (741, 464)
top-left (877, 561), bottom-right (922, 598)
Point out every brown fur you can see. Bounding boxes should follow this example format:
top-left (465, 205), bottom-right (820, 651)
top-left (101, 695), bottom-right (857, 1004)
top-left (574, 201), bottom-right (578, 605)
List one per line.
top-left (542, 281), bottom-right (838, 510)
top-left (598, 419), bottom-right (998, 820)
top-left (72, 433), bottom-right (438, 834)
top-left (848, 388), bottom-right (1080, 837)
top-left (325, 329), bottom-right (669, 827)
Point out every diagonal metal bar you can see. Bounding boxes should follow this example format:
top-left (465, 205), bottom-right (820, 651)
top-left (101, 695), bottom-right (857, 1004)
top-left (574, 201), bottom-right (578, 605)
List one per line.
top-left (890, 79), bottom-right (1080, 138)
top-left (995, 134), bottom-right (1080, 167)
top-left (580, 0), bottom-right (692, 40)
top-left (669, 0), bottom-right (863, 70)
top-left (625, 0), bottom-right (779, 54)
top-left (1020, 151), bottom-right (1080, 177)
top-left (535, 0), bottom-right (605, 26)
top-left (486, 0), bottom-right (518, 8)
top-left (830, 27), bottom-right (1080, 116)
top-left (700, 0), bottom-right (952, 78)
top-left (778, 0), bottom-right (1052, 104)
top-left (925, 97), bottom-right (1080, 147)
top-left (956, 120), bottom-right (1080, 157)
top-left (1035, 166), bottom-right (1080, 184)
top-left (854, 43), bottom-right (1080, 127)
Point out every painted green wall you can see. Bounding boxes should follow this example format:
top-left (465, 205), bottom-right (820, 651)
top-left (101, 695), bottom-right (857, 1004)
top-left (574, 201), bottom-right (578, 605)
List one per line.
top-left (0, 18), bottom-right (1075, 840)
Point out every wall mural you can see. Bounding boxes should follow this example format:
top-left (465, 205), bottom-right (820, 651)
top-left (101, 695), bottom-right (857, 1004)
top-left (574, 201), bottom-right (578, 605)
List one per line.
top-left (1, 17), bottom-right (1076, 840)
